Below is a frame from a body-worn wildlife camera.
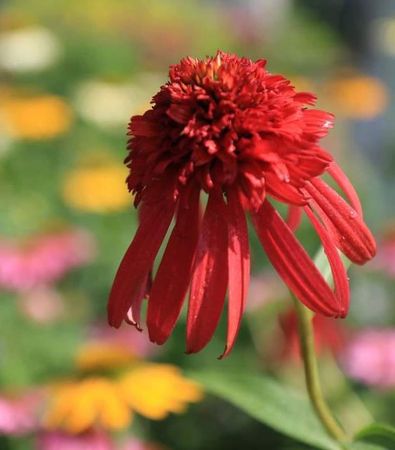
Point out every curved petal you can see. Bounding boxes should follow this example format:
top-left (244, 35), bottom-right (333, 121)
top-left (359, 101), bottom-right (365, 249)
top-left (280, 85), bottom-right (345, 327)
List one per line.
top-left (186, 191), bottom-right (228, 353)
top-left (327, 162), bottom-right (362, 216)
top-left (108, 195), bottom-right (176, 328)
top-left (125, 272), bottom-right (151, 330)
top-left (305, 178), bottom-right (376, 264)
top-left (304, 206), bottom-right (350, 317)
top-left (286, 205), bottom-right (302, 231)
top-left (251, 201), bottom-right (343, 317)
top-left (220, 188), bottom-right (250, 358)
top-left (147, 185), bottom-right (200, 344)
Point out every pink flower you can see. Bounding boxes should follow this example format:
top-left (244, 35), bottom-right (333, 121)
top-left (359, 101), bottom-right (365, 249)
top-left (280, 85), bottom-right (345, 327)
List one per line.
top-left (18, 285), bottom-right (65, 323)
top-left (0, 391), bottom-right (41, 436)
top-left (246, 271), bottom-right (288, 311)
top-left (341, 329), bottom-right (395, 389)
top-left (0, 229), bottom-right (95, 293)
top-left (374, 235), bottom-right (395, 277)
top-left (37, 430), bottom-right (114, 450)
top-left (86, 322), bottom-right (158, 358)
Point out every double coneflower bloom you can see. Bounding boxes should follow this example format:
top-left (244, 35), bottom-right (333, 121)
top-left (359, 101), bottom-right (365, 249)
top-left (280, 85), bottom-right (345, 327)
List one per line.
top-left (108, 52), bottom-right (376, 357)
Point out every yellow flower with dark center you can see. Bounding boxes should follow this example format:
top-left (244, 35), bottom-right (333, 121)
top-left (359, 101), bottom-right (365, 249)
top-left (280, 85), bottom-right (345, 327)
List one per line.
top-left (76, 343), bottom-right (136, 371)
top-left (44, 365), bottom-right (202, 433)
top-left (62, 164), bottom-right (131, 213)
top-left (1, 95), bottom-right (72, 139)
top-left (325, 75), bottom-right (388, 119)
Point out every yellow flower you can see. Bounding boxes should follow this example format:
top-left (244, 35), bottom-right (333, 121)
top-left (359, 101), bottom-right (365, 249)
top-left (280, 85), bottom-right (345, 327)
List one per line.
top-left (44, 378), bottom-right (131, 434)
top-left (44, 365), bottom-right (202, 433)
top-left (76, 343), bottom-right (136, 371)
top-left (325, 75), bottom-right (388, 119)
top-left (62, 164), bottom-right (131, 213)
top-left (0, 95), bottom-right (72, 139)
top-left (118, 364), bottom-right (203, 420)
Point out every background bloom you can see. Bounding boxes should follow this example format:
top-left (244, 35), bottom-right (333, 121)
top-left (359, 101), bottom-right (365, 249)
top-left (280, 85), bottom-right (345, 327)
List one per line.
top-left (76, 323), bottom-right (156, 371)
top-left (0, 391), bottom-right (42, 436)
top-left (0, 95), bottom-right (72, 140)
top-left (44, 365), bottom-right (202, 433)
top-left (341, 329), bottom-right (395, 389)
top-left (324, 73), bottom-right (389, 119)
top-left (62, 164), bottom-right (131, 213)
top-left (0, 229), bottom-right (95, 293)
top-left (38, 430), bottom-right (114, 450)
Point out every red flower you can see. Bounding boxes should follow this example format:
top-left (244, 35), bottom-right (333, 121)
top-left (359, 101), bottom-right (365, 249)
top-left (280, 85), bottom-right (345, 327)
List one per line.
top-left (108, 52), bottom-right (376, 357)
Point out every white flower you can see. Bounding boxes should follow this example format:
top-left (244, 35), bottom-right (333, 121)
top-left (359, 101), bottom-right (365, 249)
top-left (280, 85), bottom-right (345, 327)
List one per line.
top-left (0, 27), bottom-right (61, 72)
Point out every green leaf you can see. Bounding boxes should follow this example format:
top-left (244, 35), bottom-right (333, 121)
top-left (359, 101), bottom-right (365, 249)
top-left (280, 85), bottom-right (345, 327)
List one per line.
top-left (348, 443), bottom-right (387, 450)
top-left (190, 370), bottom-right (340, 450)
top-left (354, 423), bottom-right (395, 449)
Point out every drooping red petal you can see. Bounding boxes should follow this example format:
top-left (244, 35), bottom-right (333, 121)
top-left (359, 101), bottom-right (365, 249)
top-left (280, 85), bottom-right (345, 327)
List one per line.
top-left (124, 272), bottom-right (151, 330)
top-left (186, 191), bottom-right (228, 353)
top-left (108, 194), bottom-right (176, 328)
top-left (305, 178), bottom-right (376, 264)
top-left (147, 185), bottom-right (200, 344)
top-left (220, 188), bottom-right (250, 358)
top-left (304, 206), bottom-right (349, 317)
top-left (286, 205), bottom-right (302, 231)
top-left (327, 162), bottom-right (363, 216)
top-left (251, 201), bottom-right (342, 317)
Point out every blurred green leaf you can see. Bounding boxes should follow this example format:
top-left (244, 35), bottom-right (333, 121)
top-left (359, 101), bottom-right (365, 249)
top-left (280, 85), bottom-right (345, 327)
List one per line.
top-left (190, 370), bottom-right (340, 450)
top-left (348, 444), bottom-right (386, 450)
top-left (354, 423), bottom-right (395, 449)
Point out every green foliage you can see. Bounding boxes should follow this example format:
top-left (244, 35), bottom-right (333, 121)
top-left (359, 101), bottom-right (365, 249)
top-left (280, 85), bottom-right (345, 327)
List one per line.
top-left (190, 370), bottom-right (340, 450)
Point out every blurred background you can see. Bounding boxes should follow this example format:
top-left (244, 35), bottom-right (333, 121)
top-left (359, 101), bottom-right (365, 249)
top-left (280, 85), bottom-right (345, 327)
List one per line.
top-left (0, 0), bottom-right (394, 449)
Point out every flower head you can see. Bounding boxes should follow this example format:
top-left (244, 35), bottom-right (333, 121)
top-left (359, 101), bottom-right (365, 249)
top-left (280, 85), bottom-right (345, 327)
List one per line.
top-left (108, 51), bottom-right (376, 356)
top-left (341, 329), bottom-right (395, 389)
top-left (44, 365), bottom-right (201, 433)
top-left (62, 163), bottom-right (131, 213)
top-left (76, 323), bottom-right (156, 371)
top-left (0, 391), bottom-right (42, 436)
top-left (38, 430), bottom-right (114, 450)
top-left (0, 229), bottom-right (95, 293)
top-left (0, 94), bottom-right (72, 139)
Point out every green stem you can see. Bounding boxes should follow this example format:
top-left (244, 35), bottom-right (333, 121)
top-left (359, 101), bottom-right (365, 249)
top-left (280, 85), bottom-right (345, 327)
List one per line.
top-left (294, 298), bottom-right (349, 444)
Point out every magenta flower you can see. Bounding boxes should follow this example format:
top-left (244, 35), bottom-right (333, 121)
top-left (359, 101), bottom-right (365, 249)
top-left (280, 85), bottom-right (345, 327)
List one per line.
top-left (108, 51), bottom-right (376, 356)
top-left (374, 235), bottom-right (395, 277)
top-left (0, 229), bottom-right (95, 293)
top-left (0, 392), bottom-right (41, 436)
top-left (37, 430), bottom-right (114, 450)
top-left (341, 329), bottom-right (395, 389)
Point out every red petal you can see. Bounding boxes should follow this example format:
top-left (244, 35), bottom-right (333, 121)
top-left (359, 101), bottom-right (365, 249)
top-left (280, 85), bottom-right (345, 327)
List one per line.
top-left (251, 201), bottom-right (342, 317)
top-left (286, 205), bottom-right (302, 231)
top-left (186, 191), bottom-right (228, 353)
top-left (220, 188), bottom-right (250, 358)
top-left (124, 272), bottom-right (151, 330)
top-left (304, 207), bottom-right (350, 317)
top-left (265, 172), bottom-right (306, 205)
top-left (108, 197), bottom-right (176, 328)
top-left (305, 178), bottom-right (376, 264)
top-left (147, 185), bottom-right (200, 344)
top-left (327, 162), bottom-right (363, 217)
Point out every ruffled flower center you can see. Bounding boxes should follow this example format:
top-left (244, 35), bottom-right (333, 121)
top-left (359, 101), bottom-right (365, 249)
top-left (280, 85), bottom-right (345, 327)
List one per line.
top-left (128, 51), bottom-right (334, 210)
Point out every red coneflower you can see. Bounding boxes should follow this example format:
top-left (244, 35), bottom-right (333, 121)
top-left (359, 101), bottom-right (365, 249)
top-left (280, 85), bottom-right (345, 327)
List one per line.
top-left (108, 51), bottom-right (376, 357)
